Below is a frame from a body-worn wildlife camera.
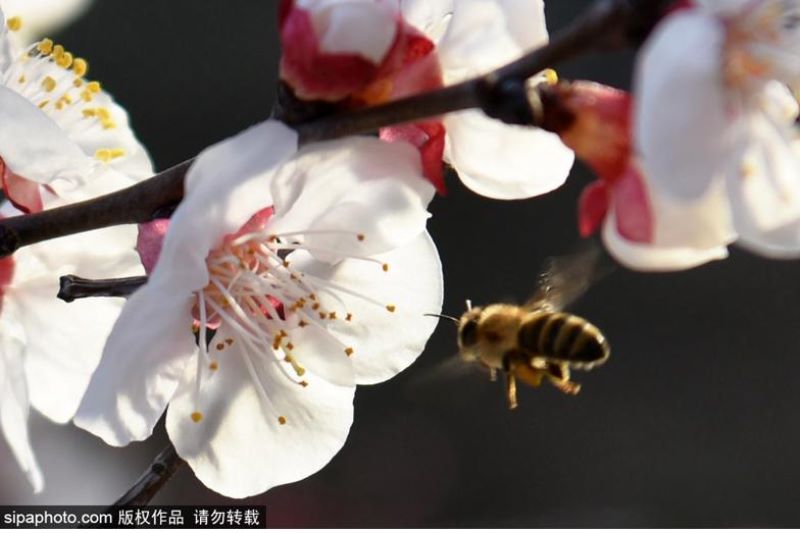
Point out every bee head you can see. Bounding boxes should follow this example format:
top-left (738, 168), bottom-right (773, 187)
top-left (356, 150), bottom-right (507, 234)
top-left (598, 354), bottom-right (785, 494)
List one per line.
top-left (457, 306), bottom-right (482, 350)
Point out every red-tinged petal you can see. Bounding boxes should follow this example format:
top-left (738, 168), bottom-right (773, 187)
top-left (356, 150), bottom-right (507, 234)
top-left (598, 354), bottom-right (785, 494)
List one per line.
top-left (224, 207), bottom-right (275, 243)
top-left (280, 6), bottom-right (384, 102)
top-left (612, 165), bottom-right (654, 243)
top-left (380, 122), bottom-right (446, 194)
top-left (578, 180), bottom-right (610, 237)
top-left (136, 219), bottom-right (170, 275)
top-left (1, 159), bottom-right (42, 215)
top-left (553, 82), bottom-right (633, 183)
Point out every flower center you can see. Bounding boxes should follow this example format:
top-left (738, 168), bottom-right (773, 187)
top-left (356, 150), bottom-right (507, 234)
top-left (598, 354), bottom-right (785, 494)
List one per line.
top-left (188, 210), bottom-right (395, 424)
top-left (723, 0), bottom-right (800, 89)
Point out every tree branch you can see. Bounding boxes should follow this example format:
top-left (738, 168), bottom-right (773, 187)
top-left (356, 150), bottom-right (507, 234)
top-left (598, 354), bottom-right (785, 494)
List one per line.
top-left (0, 0), bottom-right (672, 257)
top-left (58, 275), bottom-right (147, 302)
top-left (109, 443), bottom-right (185, 508)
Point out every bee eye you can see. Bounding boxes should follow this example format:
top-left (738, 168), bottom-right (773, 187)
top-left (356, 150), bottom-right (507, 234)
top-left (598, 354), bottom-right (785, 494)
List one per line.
top-left (459, 319), bottom-right (478, 347)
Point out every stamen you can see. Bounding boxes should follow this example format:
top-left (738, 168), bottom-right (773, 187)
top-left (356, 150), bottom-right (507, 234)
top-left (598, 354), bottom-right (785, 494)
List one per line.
top-left (6, 16), bottom-right (22, 32)
top-left (191, 411), bottom-right (203, 423)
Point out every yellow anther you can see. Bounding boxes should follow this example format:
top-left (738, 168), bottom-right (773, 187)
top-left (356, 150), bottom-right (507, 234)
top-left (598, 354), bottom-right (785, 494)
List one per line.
top-left (299, 381), bottom-right (309, 388)
top-left (345, 347), bottom-right (354, 357)
top-left (52, 44), bottom-right (65, 60)
top-left (38, 99), bottom-right (49, 109)
top-left (41, 76), bottom-right (57, 92)
top-left (225, 338), bottom-right (234, 345)
top-left (278, 416), bottom-right (287, 425)
top-left (56, 51), bottom-right (74, 69)
top-left (346, 313), bottom-right (353, 322)
top-left (543, 68), bottom-right (559, 85)
top-left (37, 39), bottom-right (54, 55)
top-left (6, 16), bottom-right (22, 32)
top-left (72, 58), bottom-right (88, 77)
top-left (17, 75), bottom-right (25, 84)
top-left (80, 89), bottom-right (94, 102)
top-left (382, 263), bottom-right (390, 272)
top-left (82, 108), bottom-right (96, 117)
top-left (87, 81), bottom-right (101, 93)
top-left (73, 78), bottom-right (83, 88)
top-left (328, 312), bottom-right (337, 320)
top-left (209, 361), bottom-right (219, 371)
top-left (215, 342), bottom-right (225, 351)
top-left (94, 148), bottom-right (126, 163)
top-left (299, 320), bottom-right (308, 328)
top-left (357, 234), bottom-right (365, 242)
top-left (191, 411), bottom-right (204, 423)
top-left (286, 342), bottom-right (294, 351)
top-left (386, 304), bottom-right (397, 313)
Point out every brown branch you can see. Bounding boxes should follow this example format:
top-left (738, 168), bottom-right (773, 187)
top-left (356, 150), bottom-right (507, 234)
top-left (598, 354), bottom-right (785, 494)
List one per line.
top-left (58, 274), bottom-right (147, 302)
top-left (0, 0), bottom-right (673, 257)
top-left (108, 443), bottom-right (185, 508)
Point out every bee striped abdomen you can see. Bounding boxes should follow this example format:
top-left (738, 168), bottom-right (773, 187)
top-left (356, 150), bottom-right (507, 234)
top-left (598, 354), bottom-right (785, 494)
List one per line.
top-left (518, 312), bottom-right (610, 368)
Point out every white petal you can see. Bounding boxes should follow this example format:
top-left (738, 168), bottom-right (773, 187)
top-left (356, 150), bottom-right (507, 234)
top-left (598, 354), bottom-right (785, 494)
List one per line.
top-left (9, 282), bottom-right (125, 425)
top-left (648, 168), bottom-right (735, 250)
top-left (0, 0), bottom-right (91, 45)
top-left (494, 0), bottom-right (548, 52)
top-left (444, 110), bottom-right (574, 199)
top-left (289, 231), bottom-right (443, 384)
top-left (73, 286), bottom-right (197, 446)
top-left (0, 85), bottom-right (90, 184)
top-left (0, 7), bottom-right (14, 72)
top-left (296, 0), bottom-right (397, 63)
top-left (635, 11), bottom-right (730, 199)
top-left (0, 312), bottom-right (43, 492)
top-left (268, 137), bottom-right (434, 260)
top-left (726, 111), bottom-right (800, 257)
top-left (162, 120), bottom-right (298, 294)
top-left (399, 0), bottom-right (454, 45)
top-left (602, 211), bottom-right (729, 272)
top-left (167, 324), bottom-right (355, 498)
top-left (438, 0), bottom-right (529, 82)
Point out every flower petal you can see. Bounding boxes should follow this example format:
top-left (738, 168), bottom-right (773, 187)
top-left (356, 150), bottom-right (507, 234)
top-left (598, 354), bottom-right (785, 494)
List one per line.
top-left (399, 0), bottom-right (454, 45)
top-left (0, 0), bottom-right (92, 45)
top-left (9, 221), bottom-right (142, 425)
top-left (74, 286), bottom-right (197, 446)
top-left (162, 120), bottom-right (298, 294)
top-left (602, 211), bottom-right (729, 271)
top-left (635, 11), bottom-right (729, 199)
top-left (726, 111), bottom-right (800, 257)
top-left (443, 110), bottom-right (574, 200)
top-left (289, 231), bottom-right (443, 384)
top-left (0, 311), bottom-right (43, 492)
top-left (268, 137), bottom-right (434, 260)
top-left (437, 0), bottom-right (543, 82)
top-left (0, 85), bottom-right (90, 184)
top-left (166, 324), bottom-right (355, 498)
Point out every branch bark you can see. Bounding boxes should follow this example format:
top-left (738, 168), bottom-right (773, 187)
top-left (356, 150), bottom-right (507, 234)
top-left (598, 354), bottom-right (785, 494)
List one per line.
top-left (109, 443), bottom-right (185, 508)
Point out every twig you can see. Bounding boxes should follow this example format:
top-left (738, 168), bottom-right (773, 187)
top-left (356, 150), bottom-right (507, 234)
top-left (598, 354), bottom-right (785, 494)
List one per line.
top-left (58, 275), bottom-right (147, 302)
top-left (0, 0), bottom-right (672, 257)
top-left (109, 443), bottom-right (185, 508)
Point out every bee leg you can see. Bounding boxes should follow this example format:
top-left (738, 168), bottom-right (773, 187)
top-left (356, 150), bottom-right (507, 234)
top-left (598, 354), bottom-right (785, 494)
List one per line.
top-left (505, 373), bottom-right (519, 410)
top-left (546, 363), bottom-right (581, 395)
top-left (512, 364), bottom-right (544, 388)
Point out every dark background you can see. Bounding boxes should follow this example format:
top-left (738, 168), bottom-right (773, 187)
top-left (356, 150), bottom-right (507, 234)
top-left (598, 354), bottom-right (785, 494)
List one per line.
top-left (2, 0), bottom-right (800, 527)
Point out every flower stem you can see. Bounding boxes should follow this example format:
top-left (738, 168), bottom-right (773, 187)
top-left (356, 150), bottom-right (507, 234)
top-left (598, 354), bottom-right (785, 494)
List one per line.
top-left (0, 0), bottom-right (673, 257)
top-left (109, 443), bottom-right (185, 508)
top-left (58, 275), bottom-right (147, 302)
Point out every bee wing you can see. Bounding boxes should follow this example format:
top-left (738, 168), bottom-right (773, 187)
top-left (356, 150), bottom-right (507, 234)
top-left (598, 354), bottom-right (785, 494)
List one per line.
top-left (404, 353), bottom-right (493, 391)
top-left (526, 239), bottom-right (616, 312)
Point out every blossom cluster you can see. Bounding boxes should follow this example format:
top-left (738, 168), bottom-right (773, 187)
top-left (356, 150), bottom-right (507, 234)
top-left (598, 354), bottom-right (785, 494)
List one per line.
top-left (0, 0), bottom-right (798, 501)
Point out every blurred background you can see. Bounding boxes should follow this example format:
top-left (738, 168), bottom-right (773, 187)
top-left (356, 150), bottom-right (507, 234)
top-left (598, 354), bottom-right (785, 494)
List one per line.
top-left (2, 0), bottom-right (800, 527)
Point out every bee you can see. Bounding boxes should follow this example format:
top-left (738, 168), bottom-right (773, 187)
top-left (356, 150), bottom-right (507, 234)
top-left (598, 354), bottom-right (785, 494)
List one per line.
top-left (447, 243), bottom-right (613, 410)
